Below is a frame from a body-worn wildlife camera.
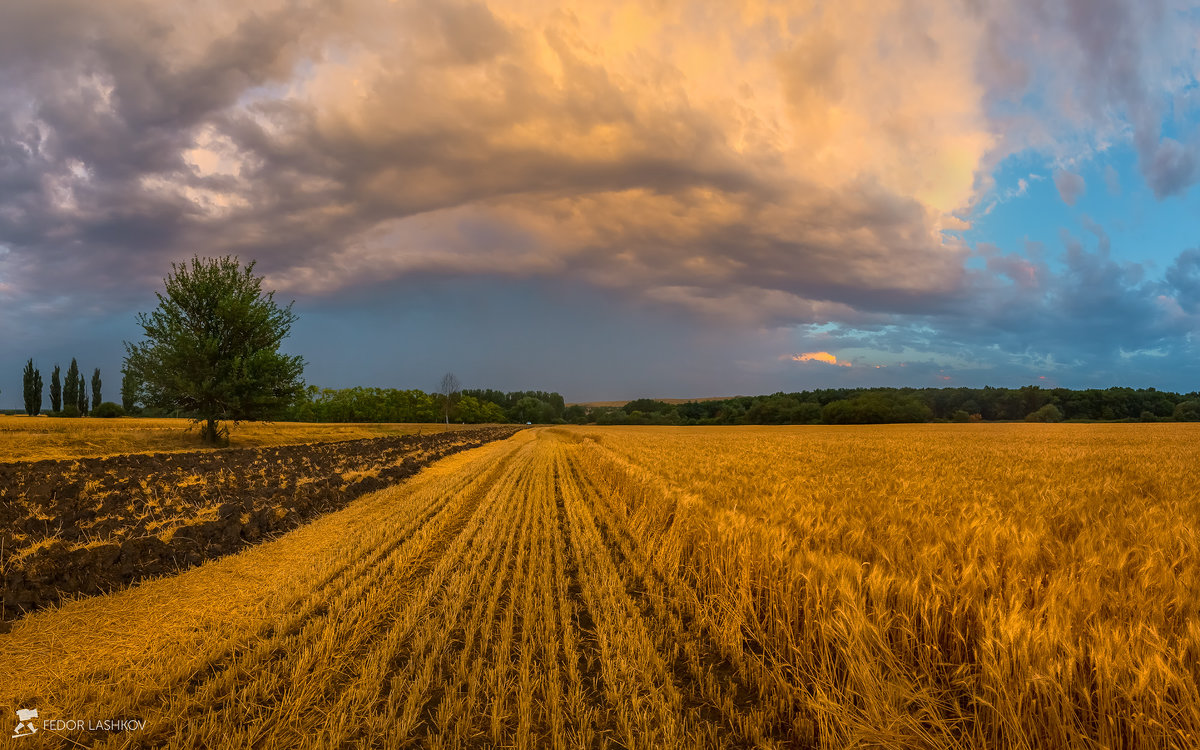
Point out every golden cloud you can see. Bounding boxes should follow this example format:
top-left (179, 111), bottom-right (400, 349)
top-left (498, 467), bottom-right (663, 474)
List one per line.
top-left (249, 0), bottom-right (998, 315)
top-left (0, 0), bottom-right (1009, 324)
top-left (792, 351), bottom-right (851, 367)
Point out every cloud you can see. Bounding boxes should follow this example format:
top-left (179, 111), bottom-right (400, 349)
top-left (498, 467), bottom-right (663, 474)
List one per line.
top-left (798, 223), bottom-right (1200, 388)
top-left (1143, 137), bottom-right (1200, 198)
top-left (976, 0), bottom-right (1200, 197)
top-left (1053, 169), bottom-right (1086, 206)
top-left (0, 0), bottom-right (995, 330)
top-left (1165, 248), bottom-right (1200, 313)
top-left (0, 0), bottom-right (1198, 389)
top-left (792, 351), bottom-right (851, 367)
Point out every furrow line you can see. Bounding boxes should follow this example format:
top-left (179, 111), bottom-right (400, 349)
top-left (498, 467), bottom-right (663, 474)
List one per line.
top-left (554, 439), bottom-right (689, 747)
top-left (569, 438), bottom-right (819, 747)
top-left (379, 445), bottom-right (535, 742)
top-left (328, 437), bottom-right (539, 746)
top-left (236, 438), bottom-right (533, 748)
top-left (548, 447), bottom-right (597, 748)
top-left (479, 444), bottom-right (540, 747)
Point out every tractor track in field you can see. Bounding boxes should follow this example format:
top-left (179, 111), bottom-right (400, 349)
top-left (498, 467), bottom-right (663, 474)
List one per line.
top-left (566, 445), bottom-right (814, 748)
top-left (562, 451), bottom-right (765, 746)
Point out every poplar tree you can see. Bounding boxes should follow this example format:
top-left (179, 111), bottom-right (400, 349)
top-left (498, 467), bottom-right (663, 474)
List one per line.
top-left (121, 366), bottom-right (141, 413)
top-left (77, 372), bottom-right (88, 415)
top-left (91, 368), bottom-right (102, 411)
top-left (64, 358), bottom-right (80, 415)
top-left (22, 359), bottom-right (43, 416)
top-left (49, 365), bottom-right (62, 413)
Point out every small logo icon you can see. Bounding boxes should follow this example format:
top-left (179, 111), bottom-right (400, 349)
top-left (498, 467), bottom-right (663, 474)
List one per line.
top-left (13, 708), bottom-right (39, 739)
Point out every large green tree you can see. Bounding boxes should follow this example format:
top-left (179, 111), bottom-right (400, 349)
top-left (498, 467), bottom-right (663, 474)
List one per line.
top-left (22, 359), bottom-right (43, 416)
top-left (1174, 400), bottom-right (1200, 421)
top-left (124, 256), bottom-right (306, 443)
top-left (510, 396), bottom-right (550, 424)
top-left (63, 358), bottom-right (80, 416)
top-left (49, 365), bottom-right (62, 413)
top-left (454, 395), bottom-right (507, 423)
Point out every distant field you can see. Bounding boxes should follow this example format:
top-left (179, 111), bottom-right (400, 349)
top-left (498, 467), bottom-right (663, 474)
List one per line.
top-left (1, 424), bottom-right (1197, 748)
top-left (0, 415), bottom-right (468, 462)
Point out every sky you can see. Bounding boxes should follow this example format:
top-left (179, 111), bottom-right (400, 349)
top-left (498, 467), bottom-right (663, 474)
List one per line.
top-left (2, 0), bottom-right (1200, 406)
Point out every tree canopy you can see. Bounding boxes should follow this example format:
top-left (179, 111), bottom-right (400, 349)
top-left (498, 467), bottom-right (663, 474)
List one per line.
top-left (558, 385), bottom-right (1200, 425)
top-left (124, 255), bottom-right (306, 442)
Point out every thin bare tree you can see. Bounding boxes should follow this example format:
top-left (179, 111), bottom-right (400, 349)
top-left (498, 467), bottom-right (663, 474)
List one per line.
top-left (439, 372), bottom-right (462, 425)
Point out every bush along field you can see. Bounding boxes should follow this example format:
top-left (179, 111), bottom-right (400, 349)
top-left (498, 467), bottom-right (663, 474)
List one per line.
top-left (0, 424), bottom-right (1196, 748)
top-left (0, 426), bottom-right (521, 622)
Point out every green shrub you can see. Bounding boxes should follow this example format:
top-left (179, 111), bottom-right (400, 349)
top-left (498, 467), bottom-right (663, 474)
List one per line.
top-left (92, 401), bottom-right (126, 418)
top-left (1174, 400), bottom-right (1200, 421)
top-left (1025, 404), bottom-right (1063, 423)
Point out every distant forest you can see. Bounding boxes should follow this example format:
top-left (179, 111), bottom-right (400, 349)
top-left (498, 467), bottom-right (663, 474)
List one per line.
top-left (283, 385), bottom-right (1200, 425)
top-left (286, 387), bottom-right (566, 425)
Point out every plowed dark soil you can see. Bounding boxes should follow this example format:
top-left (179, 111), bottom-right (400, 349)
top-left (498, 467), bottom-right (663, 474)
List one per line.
top-left (0, 426), bottom-right (522, 622)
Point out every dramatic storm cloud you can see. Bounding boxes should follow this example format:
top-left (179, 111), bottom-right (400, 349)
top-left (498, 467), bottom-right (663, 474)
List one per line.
top-left (1, 0), bottom-right (1199, 403)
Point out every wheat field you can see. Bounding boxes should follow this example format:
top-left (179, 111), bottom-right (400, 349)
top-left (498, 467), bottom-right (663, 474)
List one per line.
top-left (1, 424), bottom-right (1197, 748)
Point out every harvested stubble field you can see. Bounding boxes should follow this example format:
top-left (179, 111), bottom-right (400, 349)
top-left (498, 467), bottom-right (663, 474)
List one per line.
top-left (0, 415), bottom-right (465, 463)
top-left (1, 424), bottom-right (1198, 748)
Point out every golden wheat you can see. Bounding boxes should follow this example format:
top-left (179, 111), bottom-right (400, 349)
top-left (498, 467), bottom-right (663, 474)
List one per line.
top-left (0, 424), bottom-right (1196, 748)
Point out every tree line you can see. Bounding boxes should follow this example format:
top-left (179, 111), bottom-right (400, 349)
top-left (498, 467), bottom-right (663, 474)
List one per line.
top-left (15, 352), bottom-right (1200, 427)
top-left (277, 385), bottom-right (1200, 426)
top-left (571, 386), bottom-right (1200, 425)
top-left (15, 358), bottom-right (123, 417)
top-left (285, 385), bottom-right (565, 425)
top-left (110, 380), bottom-right (1200, 426)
